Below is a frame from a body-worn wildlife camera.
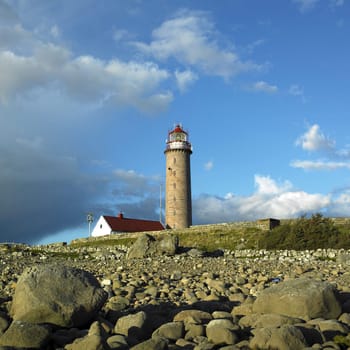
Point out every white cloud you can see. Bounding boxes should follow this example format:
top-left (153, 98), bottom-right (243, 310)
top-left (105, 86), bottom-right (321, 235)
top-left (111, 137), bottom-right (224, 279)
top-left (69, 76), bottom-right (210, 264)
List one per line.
top-left (293, 0), bottom-right (320, 13)
top-left (296, 124), bottom-right (335, 152)
top-left (293, 0), bottom-right (342, 12)
top-left (0, 34), bottom-right (172, 112)
top-left (330, 0), bottom-right (344, 7)
top-left (50, 25), bottom-right (60, 38)
top-left (254, 175), bottom-right (292, 194)
top-left (134, 10), bottom-right (262, 79)
top-left (250, 81), bottom-right (278, 94)
top-left (288, 84), bottom-right (304, 96)
top-left (288, 84), bottom-right (306, 102)
top-left (329, 191), bottom-right (350, 217)
top-left (0, 24), bottom-right (35, 51)
top-left (291, 160), bottom-right (350, 170)
top-left (292, 124), bottom-right (350, 172)
top-left (245, 39), bottom-right (266, 54)
top-left (175, 69), bottom-right (198, 93)
top-left (193, 174), bottom-right (330, 223)
top-left (204, 160), bottom-right (214, 171)
top-left (113, 29), bottom-right (130, 42)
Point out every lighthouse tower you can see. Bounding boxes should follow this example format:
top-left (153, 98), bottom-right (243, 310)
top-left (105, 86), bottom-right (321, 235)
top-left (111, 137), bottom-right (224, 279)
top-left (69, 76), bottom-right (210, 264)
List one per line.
top-left (164, 124), bottom-right (192, 229)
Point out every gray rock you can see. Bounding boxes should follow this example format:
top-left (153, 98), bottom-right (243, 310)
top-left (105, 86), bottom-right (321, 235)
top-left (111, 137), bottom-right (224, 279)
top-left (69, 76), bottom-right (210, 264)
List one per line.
top-left (152, 321), bottom-right (184, 340)
top-left (239, 313), bottom-right (303, 328)
top-left (107, 334), bottom-right (129, 349)
top-left (173, 309), bottom-right (212, 324)
top-left (0, 320), bottom-right (51, 348)
top-left (127, 234), bottom-right (178, 259)
top-left (252, 278), bottom-right (341, 321)
top-left (130, 336), bottom-right (168, 350)
top-left (206, 319), bottom-right (238, 345)
top-left (205, 278), bottom-right (227, 293)
top-left (157, 234), bottom-right (179, 256)
top-left (185, 323), bottom-right (205, 339)
top-left (10, 264), bottom-right (108, 327)
top-left (106, 296), bottom-right (130, 312)
top-left (338, 312), bottom-right (350, 326)
top-left (107, 334), bottom-right (129, 350)
top-left (114, 311), bottom-right (147, 341)
top-left (250, 325), bottom-right (307, 350)
top-left (187, 248), bottom-right (205, 257)
top-left (336, 253), bottom-right (350, 265)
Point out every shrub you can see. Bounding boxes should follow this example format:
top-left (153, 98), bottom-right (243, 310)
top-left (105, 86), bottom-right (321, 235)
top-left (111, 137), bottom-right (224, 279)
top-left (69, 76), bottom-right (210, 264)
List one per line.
top-left (258, 213), bottom-right (346, 250)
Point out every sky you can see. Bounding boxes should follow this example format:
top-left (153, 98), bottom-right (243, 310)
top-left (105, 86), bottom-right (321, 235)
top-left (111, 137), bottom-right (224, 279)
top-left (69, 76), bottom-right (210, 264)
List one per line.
top-left (1, 0), bottom-right (350, 245)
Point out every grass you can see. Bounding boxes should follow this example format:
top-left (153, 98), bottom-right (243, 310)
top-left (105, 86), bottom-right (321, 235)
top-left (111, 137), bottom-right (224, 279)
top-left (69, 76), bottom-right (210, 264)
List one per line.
top-left (176, 227), bottom-right (262, 251)
top-left (70, 237), bottom-right (136, 249)
top-left (55, 215), bottom-right (350, 252)
top-left (67, 224), bottom-right (263, 252)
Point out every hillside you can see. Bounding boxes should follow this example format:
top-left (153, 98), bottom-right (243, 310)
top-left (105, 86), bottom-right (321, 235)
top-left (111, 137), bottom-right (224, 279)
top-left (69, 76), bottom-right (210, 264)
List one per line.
top-left (70, 215), bottom-right (350, 251)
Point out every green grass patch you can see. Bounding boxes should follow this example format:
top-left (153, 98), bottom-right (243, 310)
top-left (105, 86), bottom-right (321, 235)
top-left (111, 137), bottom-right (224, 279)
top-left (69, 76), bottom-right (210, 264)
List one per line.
top-left (70, 237), bottom-right (136, 249)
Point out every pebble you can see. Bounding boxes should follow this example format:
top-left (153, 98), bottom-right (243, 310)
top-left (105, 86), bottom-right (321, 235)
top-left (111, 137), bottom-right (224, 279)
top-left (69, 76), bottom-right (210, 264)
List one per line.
top-left (2, 244), bottom-right (350, 349)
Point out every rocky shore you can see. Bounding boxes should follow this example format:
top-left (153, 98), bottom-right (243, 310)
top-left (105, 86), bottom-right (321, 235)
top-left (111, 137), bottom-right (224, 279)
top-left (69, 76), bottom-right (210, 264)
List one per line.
top-left (2, 235), bottom-right (350, 349)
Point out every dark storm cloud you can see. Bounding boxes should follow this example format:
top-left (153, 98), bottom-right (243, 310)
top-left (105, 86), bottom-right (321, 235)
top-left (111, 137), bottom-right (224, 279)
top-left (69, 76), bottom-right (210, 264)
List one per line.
top-left (0, 142), bottom-right (107, 243)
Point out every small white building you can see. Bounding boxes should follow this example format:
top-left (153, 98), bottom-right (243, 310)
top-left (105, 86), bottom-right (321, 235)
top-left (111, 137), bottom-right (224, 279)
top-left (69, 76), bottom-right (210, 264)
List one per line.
top-left (91, 213), bottom-right (164, 237)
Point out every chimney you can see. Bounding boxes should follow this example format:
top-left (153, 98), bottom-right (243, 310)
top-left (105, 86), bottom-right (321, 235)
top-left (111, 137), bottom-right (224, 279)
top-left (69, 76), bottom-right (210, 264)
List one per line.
top-left (117, 212), bottom-right (124, 219)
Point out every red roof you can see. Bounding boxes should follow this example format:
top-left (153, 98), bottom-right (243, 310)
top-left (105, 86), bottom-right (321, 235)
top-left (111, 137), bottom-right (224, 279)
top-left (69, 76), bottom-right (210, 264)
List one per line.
top-left (103, 215), bottom-right (164, 233)
top-left (171, 124), bottom-right (187, 134)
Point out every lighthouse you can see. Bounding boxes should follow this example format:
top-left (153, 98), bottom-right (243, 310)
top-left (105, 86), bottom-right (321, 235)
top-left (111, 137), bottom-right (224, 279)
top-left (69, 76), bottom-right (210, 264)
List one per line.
top-left (164, 124), bottom-right (192, 229)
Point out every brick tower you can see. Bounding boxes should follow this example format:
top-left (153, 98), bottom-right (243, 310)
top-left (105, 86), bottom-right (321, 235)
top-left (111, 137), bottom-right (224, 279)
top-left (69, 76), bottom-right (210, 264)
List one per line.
top-left (164, 124), bottom-right (192, 229)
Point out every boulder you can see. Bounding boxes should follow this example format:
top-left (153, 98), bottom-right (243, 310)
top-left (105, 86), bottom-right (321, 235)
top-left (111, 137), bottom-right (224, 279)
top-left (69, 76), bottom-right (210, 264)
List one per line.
top-left (239, 313), bottom-right (303, 328)
top-left (0, 320), bottom-right (51, 348)
top-left (126, 234), bottom-right (178, 259)
top-left (173, 309), bottom-right (212, 324)
top-left (106, 334), bottom-right (129, 349)
top-left (250, 325), bottom-right (307, 350)
top-left (114, 311), bottom-right (147, 341)
top-left (252, 278), bottom-right (341, 320)
top-left (10, 264), bottom-right (108, 327)
top-left (152, 321), bottom-right (184, 340)
top-left (206, 319), bottom-right (238, 345)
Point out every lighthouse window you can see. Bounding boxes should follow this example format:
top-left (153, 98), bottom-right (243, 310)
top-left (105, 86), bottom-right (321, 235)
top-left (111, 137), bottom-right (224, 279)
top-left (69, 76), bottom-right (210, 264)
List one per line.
top-left (173, 183), bottom-right (176, 189)
top-left (100, 224), bottom-right (102, 229)
top-left (173, 157), bottom-right (176, 164)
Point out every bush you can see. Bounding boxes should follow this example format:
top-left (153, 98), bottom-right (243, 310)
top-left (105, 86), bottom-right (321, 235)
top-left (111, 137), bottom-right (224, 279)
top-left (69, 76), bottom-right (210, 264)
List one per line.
top-left (258, 213), bottom-right (348, 250)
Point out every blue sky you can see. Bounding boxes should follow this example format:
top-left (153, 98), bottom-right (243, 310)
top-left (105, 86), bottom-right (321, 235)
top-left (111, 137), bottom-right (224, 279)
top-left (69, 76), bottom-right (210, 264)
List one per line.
top-left (1, 0), bottom-right (350, 244)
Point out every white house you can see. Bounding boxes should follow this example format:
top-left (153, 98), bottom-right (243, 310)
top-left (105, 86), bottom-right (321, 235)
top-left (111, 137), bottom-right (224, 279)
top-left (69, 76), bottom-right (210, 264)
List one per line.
top-left (91, 213), bottom-right (164, 237)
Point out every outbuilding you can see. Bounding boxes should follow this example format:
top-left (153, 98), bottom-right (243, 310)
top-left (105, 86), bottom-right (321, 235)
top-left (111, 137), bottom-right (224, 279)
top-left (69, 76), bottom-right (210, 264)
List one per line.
top-left (91, 212), bottom-right (164, 237)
